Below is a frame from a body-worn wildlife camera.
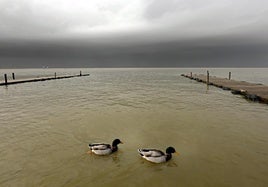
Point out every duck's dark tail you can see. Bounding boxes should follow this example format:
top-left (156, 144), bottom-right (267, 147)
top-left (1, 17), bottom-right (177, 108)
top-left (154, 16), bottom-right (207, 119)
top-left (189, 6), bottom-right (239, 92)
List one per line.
top-left (137, 149), bottom-right (144, 156)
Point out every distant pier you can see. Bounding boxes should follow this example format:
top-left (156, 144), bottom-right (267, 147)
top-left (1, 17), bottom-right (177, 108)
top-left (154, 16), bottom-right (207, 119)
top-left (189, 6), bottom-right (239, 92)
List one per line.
top-left (0, 72), bottom-right (90, 86)
top-left (181, 72), bottom-right (268, 104)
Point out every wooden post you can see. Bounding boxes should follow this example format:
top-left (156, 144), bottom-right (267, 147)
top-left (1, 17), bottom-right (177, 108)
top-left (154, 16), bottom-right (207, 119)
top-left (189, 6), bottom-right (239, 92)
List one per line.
top-left (54, 72), bottom-right (57, 78)
top-left (207, 70), bottom-right (209, 85)
top-left (229, 72), bottom-right (231, 80)
top-left (12, 73), bottom-right (15, 80)
top-left (190, 72), bottom-right (192, 78)
top-left (80, 71), bottom-right (82, 76)
top-left (4, 74), bottom-right (8, 85)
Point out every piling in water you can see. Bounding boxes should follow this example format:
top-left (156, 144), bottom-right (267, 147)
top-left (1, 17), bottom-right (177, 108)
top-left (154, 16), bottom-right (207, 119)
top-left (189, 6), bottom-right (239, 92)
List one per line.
top-left (207, 71), bottom-right (209, 85)
top-left (4, 74), bottom-right (8, 85)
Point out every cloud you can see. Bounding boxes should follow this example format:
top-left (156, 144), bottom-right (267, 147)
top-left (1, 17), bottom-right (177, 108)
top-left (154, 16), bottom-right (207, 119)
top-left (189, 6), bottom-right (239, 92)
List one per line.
top-left (0, 0), bottom-right (268, 67)
top-left (0, 0), bottom-right (146, 39)
top-left (0, 0), bottom-right (267, 41)
top-left (142, 0), bottom-right (268, 40)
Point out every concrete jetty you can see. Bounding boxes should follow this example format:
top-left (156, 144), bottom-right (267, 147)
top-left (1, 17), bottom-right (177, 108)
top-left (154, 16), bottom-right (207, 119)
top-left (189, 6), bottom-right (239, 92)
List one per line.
top-left (0, 73), bottom-right (90, 86)
top-left (181, 73), bottom-right (268, 104)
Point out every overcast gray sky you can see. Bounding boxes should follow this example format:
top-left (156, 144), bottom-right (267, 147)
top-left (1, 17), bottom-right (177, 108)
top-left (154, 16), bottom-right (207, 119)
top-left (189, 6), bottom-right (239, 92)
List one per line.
top-left (0, 0), bottom-right (268, 67)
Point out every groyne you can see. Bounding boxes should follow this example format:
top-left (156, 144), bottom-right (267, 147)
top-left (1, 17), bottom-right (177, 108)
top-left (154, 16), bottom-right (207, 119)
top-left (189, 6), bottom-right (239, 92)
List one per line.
top-left (1, 72), bottom-right (90, 86)
top-left (181, 72), bottom-right (268, 104)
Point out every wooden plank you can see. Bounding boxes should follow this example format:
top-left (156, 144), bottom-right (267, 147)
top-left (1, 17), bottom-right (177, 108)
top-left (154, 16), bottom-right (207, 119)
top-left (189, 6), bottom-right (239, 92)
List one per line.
top-left (181, 73), bottom-right (268, 104)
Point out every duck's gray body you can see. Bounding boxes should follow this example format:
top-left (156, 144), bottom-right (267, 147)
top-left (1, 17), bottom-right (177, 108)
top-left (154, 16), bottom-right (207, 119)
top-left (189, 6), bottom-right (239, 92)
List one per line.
top-left (89, 143), bottom-right (113, 155)
top-left (88, 139), bottom-right (122, 156)
top-left (138, 148), bottom-right (168, 163)
top-left (138, 147), bottom-right (177, 163)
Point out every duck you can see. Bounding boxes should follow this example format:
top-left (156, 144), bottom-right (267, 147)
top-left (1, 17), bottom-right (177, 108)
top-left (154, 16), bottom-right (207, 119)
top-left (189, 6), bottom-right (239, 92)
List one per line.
top-left (88, 139), bottom-right (123, 155)
top-left (138, 147), bottom-right (179, 163)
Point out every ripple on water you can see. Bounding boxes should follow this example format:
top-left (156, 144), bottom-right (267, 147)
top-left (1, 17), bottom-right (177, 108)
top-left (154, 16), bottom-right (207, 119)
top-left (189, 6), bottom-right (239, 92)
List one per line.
top-left (1, 68), bottom-right (268, 187)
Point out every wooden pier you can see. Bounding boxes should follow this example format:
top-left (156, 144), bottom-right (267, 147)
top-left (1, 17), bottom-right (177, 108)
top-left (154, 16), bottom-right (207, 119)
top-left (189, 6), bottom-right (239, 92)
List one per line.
top-left (0, 73), bottom-right (90, 86)
top-left (181, 73), bottom-right (268, 104)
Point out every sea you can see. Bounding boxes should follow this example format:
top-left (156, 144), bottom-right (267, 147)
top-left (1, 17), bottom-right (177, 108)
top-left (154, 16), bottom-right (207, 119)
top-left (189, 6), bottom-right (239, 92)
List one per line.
top-left (0, 68), bottom-right (268, 187)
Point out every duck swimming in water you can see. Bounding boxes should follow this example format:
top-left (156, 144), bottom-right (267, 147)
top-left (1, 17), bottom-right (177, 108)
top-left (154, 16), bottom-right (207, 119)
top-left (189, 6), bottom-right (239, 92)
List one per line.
top-left (138, 147), bottom-right (179, 163)
top-left (88, 139), bottom-right (123, 155)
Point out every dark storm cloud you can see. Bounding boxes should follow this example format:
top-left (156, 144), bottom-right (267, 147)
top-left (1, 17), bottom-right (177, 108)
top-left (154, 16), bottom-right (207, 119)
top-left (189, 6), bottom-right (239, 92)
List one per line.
top-left (1, 36), bottom-right (267, 68)
top-left (0, 0), bottom-right (268, 67)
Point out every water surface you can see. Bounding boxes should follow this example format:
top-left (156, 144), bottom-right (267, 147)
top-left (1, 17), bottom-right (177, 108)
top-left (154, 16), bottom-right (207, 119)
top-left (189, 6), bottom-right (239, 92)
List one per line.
top-left (0, 68), bottom-right (268, 187)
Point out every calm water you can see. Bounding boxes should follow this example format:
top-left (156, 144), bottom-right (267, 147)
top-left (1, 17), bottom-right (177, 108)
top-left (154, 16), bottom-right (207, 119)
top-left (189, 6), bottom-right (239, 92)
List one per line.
top-left (0, 68), bottom-right (268, 187)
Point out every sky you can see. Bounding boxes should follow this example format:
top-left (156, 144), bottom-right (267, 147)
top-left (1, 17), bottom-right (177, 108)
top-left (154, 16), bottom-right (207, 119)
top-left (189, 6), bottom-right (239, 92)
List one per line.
top-left (0, 0), bottom-right (268, 68)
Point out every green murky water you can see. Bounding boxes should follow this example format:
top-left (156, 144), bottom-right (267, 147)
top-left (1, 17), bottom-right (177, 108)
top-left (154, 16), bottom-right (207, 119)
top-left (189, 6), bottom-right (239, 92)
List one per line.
top-left (0, 68), bottom-right (268, 187)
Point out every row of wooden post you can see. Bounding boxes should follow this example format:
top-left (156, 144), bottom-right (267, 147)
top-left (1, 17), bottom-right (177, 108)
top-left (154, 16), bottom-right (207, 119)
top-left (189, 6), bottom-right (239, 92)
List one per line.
top-left (3, 73), bottom-right (16, 85)
top-left (190, 71), bottom-right (232, 85)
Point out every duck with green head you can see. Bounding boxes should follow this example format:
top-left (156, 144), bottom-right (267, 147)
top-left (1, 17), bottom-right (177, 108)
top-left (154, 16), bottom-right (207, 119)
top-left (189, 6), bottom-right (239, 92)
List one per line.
top-left (88, 139), bottom-right (123, 155)
top-left (138, 147), bottom-right (179, 163)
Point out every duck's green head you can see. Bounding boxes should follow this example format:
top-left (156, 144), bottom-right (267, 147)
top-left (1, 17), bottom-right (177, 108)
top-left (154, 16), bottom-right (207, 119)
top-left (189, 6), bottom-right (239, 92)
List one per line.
top-left (166, 147), bottom-right (179, 155)
top-left (112, 139), bottom-right (123, 146)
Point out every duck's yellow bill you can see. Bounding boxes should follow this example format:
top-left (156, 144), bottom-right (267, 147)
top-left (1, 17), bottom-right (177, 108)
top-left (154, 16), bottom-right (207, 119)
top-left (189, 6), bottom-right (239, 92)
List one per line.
top-left (175, 152), bottom-right (180, 156)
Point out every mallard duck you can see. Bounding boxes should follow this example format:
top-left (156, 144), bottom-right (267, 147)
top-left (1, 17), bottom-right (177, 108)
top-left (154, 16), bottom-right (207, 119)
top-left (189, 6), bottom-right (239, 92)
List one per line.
top-left (138, 147), bottom-right (179, 163)
top-left (88, 139), bottom-right (123, 155)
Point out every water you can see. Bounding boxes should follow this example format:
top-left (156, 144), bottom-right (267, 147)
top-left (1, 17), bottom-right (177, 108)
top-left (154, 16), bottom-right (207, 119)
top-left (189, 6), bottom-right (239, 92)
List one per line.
top-left (0, 68), bottom-right (268, 187)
